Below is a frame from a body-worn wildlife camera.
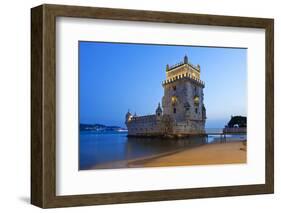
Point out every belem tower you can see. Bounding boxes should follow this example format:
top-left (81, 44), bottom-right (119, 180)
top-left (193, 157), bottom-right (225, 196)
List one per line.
top-left (125, 55), bottom-right (206, 137)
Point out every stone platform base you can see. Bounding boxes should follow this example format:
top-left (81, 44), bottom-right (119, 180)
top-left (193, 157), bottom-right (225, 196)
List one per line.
top-left (127, 133), bottom-right (207, 139)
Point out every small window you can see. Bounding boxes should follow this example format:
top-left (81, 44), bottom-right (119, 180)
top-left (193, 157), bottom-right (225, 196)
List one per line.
top-left (195, 108), bottom-right (198, 114)
top-left (173, 86), bottom-right (176, 91)
top-left (173, 108), bottom-right (176, 113)
top-left (194, 96), bottom-right (199, 106)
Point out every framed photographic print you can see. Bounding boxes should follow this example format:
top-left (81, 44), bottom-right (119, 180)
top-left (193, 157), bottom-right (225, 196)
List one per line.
top-left (31, 4), bottom-right (274, 208)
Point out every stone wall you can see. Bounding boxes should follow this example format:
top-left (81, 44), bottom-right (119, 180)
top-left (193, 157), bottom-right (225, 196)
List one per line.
top-left (126, 114), bottom-right (205, 136)
top-left (162, 78), bottom-right (204, 123)
top-left (127, 115), bottom-right (161, 136)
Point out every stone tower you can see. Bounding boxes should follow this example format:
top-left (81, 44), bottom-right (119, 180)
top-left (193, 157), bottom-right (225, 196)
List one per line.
top-left (125, 54), bottom-right (206, 137)
top-left (162, 55), bottom-right (206, 133)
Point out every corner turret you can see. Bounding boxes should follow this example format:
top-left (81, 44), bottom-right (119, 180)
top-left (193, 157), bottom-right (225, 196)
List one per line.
top-left (125, 110), bottom-right (132, 123)
top-left (166, 64), bottom-right (169, 71)
top-left (156, 103), bottom-right (162, 116)
top-left (184, 55), bottom-right (188, 64)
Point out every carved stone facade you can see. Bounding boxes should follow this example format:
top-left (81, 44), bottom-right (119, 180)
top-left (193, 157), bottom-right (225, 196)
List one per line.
top-left (125, 55), bottom-right (206, 137)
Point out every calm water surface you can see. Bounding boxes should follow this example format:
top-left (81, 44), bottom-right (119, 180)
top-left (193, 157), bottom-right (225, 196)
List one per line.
top-left (79, 129), bottom-right (246, 170)
top-left (79, 131), bottom-right (208, 170)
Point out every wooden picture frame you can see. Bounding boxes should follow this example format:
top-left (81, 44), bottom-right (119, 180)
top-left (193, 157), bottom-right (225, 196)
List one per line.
top-left (31, 4), bottom-right (274, 208)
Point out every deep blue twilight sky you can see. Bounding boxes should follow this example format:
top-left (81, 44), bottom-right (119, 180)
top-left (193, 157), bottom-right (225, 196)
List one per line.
top-left (79, 42), bottom-right (247, 128)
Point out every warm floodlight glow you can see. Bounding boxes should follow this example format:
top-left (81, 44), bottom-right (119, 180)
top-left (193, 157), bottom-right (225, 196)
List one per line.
top-left (194, 96), bottom-right (199, 105)
top-left (171, 96), bottom-right (178, 105)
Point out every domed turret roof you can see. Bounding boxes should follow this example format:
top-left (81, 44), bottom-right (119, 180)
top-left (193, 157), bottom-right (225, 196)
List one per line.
top-left (126, 110), bottom-right (132, 117)
top-left (156, 103), bottom-right (162, 114)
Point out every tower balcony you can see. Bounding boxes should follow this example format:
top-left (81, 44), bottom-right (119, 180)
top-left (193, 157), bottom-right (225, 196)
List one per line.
top-left (162, 72), bottom-right (205, 87)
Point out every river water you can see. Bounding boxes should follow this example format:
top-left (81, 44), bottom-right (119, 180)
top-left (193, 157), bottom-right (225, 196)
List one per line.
top-left (79, 131), bottom-right (210, 170)
top-left (79, 129), bottom-right (246, 170)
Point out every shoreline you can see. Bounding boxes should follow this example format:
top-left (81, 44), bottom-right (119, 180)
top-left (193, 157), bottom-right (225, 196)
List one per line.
top-left (88, 141), bottom-right (247, 170)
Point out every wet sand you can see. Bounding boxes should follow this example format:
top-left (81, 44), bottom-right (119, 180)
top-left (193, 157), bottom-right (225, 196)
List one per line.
top-left (91, 141), bottom-right (246, 169)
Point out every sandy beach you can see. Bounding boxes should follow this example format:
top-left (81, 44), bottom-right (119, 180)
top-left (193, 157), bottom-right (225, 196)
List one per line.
top-left (91, 141), bottom-right (246, 169)
top-left (128, 141), bottom-right (246, 168)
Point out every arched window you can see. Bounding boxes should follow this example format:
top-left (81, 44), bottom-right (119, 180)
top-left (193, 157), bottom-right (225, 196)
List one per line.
top-left (171, 96), bottom-right (178, 106)
top-left (194, 96), bottom-right (199, 106)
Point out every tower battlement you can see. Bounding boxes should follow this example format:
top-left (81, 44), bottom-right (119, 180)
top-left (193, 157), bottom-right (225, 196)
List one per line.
top-left (162, 72), bottom-right (205, 87)
top-left (165, 55), bottom-right (201, 81)
top-left (166, 56), bottom-right (200, 72)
